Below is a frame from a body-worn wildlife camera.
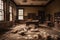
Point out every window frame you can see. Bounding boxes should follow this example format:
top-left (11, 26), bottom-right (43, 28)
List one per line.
top-left (18, 9), bottom-right (24, 20)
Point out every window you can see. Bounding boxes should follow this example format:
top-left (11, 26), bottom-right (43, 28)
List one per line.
top-left (0, 0), bottom-right (4, 21)
top-left (9, 6), bottom-right (12, 21)
top-left (18, 9), bottom-right (23, 20)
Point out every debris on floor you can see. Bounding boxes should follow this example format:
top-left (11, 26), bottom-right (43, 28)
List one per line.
top-left (0, 24), bottom-right (60, 40)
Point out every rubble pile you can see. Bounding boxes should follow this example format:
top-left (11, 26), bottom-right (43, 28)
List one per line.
top-left (0, 24), bottom-right (60, 40)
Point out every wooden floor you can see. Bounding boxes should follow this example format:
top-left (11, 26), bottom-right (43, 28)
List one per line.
top-left (0, 24), bottom-right (60, 40)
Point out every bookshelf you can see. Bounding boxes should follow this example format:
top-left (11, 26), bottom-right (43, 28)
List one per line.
top-left (54, 12), bottom-right (60, 22)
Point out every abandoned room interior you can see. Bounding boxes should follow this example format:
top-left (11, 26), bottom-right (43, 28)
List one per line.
top-left (0, 0), bottom-right (60, 40)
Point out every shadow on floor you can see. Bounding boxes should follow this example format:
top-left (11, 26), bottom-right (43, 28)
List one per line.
top-left (0, 28), bottom-right (11, 35)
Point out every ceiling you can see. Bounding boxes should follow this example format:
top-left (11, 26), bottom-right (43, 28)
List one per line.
top-left (13, 0), bottom-right (51, 6)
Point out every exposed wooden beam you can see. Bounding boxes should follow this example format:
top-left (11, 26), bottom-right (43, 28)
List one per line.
top-left (45, 0), bottom-right (54, 7)
top-left (17, 5), bottom-right (45, 7)
top-left (10, 0), bottom-right (17, 6)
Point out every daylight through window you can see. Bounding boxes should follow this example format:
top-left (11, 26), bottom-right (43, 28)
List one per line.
top-left (0, 0), bottom-right (4, 21)
top-left (18, 9), bottom-right (23, 20)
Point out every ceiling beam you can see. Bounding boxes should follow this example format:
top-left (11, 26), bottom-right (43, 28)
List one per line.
top-left (10, 0), bottom-right (17, 6)
top-left (45, 0), bottom-right (54, 7)
top-left (17, 5), bottom-right (45, 7)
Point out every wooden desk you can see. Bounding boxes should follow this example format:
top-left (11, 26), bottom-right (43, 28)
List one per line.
top-left (26, 20), bottom-right (39, 26)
